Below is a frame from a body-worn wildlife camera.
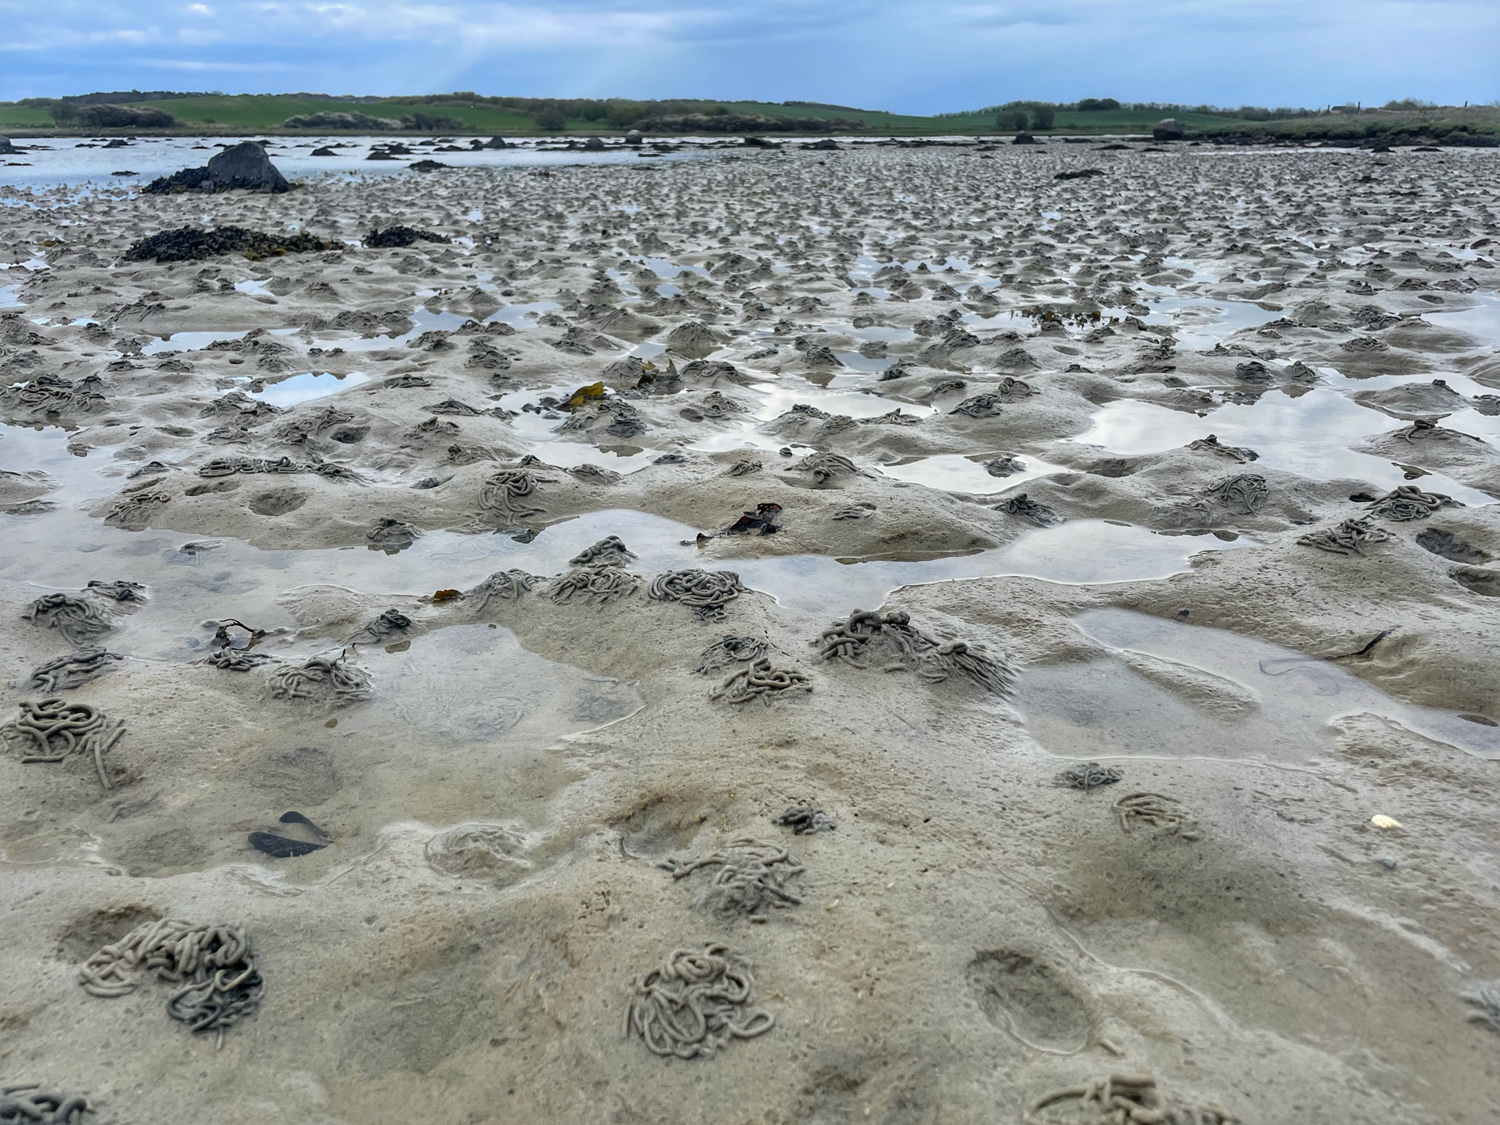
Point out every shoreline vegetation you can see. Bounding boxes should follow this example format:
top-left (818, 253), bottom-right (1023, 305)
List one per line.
top-left (0, 92), bottom-right (1496, 145)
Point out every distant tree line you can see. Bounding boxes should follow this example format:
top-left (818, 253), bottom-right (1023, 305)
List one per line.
top-left (16, 90), bottom-right (212, 107)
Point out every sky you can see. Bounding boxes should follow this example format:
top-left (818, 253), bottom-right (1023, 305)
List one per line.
top-left (1, 0), bottom-right (1497, 112)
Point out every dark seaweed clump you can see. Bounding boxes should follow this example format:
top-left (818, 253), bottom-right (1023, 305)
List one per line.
top-left (124, 227), bottom-right (336, 263)
top-left (366, 225), bottom-right (450, 248)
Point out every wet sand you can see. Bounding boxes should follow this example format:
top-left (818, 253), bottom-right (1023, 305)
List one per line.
top-left (2, 141), bottom-right (1499, 1124)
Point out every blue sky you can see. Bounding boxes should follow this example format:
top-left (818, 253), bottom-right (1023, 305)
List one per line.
top-left (1, 0), bottom-right (1496, 111)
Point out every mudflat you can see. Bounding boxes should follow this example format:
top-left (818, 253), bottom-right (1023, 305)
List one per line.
top-left (1, 140), bottom-right (1498, 1125)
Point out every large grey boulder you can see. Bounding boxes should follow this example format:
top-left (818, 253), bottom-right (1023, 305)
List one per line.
top-left (583, 136), bottom-right (605, 151)
top-left (482, 135), bottom-right (509, 149)
top-left (205, 141), bottom-right (290, 192)
top-left (625, 129), bottom-right (643, 146)
top-left (1153, 118), bottom-right (1186, 141)
top-left (0, 137), bottom-right (21, 155)
top-left (143, 140), bottom-right (289, 194)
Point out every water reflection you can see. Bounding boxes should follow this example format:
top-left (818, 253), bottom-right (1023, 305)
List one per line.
top-left (1020, 607), bottom-right (1500, 761)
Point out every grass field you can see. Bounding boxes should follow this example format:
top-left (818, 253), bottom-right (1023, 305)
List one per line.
top-left (0, 93), bottom-right (1246, 136)
top-left (2, 94), bottom-right (1494, 140)
top-left (0, 104), bottom-right (57, 128)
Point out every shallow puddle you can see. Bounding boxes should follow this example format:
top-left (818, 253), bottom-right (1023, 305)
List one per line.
top-left (248, 370), bottom-right (372, 407)
top-left (879, 452), bottom-right (1071, 495)
top-left (732, 519), bottom-right (1249, 614)
top-left (1019, 607), bottom-right (1500, 762)
top-left (361, 623), bottom-right (642, 742)
top-left (0, 499), bottom-right (1247, 642)
top-left (1143, 297), bottom-right (1285, 351)
top-left (142, 330), bottom-right (248, 355)
top-left (1426, 291), bottom-right (1500, 347)
top-left (1071, 390), bottom-right (1495, 503)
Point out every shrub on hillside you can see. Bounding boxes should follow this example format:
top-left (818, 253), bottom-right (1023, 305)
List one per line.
top-left (283, 111), bottom-right (464, 130)
top-left (53, 103), bottom-right (177, 127)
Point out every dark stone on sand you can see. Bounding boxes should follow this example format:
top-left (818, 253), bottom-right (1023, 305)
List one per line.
top-left (1153, 118), bottom-right (1187, 141)
top-left (310, 146), bottom-right (337, 157)
top-left (408, 159), bottom-right (449, 172)
top-left (483, 136), bottom-right (509, 149)
top-left (1054, 168), bottom-right (1105, 180)
top-left (626, 129), bottom-right (643, 146)
top-left (143, 141), bottom-right (290, 195)
top-left (366, 225), bottom-right (449, 249)
top-left (1012, 133), bottom-right (1038, 145)
top-left (248, 831), bottom-right (325, 858)
top-left (0, 137), bottom-right (20, 155)
top-left (124, 226), bottom-right (335, 263)
top-left (583, 136), bottom-right (605, 151)
top-left (802, 137), bottom-right (839, 150)
top-left (742, 136), bottom-right (780, 148)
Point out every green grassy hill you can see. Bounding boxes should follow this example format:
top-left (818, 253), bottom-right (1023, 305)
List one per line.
top-left (0, 104), bottom-right (57, 128)
top-left (3, 93), bottom-right (1492, 140)
top-left (139, 95), bottom-right (538, 132)
top-left (0, 93), bottom-right (1243, 135)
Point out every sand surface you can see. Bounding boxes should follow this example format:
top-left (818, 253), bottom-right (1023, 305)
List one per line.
top-left (2, 141), bottom-right (1500, 1124)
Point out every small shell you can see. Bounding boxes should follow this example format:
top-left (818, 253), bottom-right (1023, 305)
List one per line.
top-left (1371, 814), bottom-right (1403, 830)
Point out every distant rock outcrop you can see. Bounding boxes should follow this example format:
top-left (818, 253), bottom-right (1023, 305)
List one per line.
top-left (1153, 118), bottom-right (1187, 141)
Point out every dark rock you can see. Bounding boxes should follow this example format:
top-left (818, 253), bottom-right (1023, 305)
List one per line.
top-left (482, 136), bottom-right (509, 149)
top-left (408, 159), bottom-right (448, 172)
top-left (143, 141), bottom-right (290, 195)
top-left (310, 146), bottom-right (337, 157)
top-left (1054, 168), bottom-right (1104, 180)
top-left (0, 137), bottom-right (21, 155)
top-left (583, 136), bottom-right (605, 151)
top-left (1153, 118), bottom-right (1187, 141)
top-left (205, 141), bottom-right (290, 191)
top-left (1012, 133), bottom-right (1038, 145)
top-left (626, 129), bottom-right (643, 146)
top-left (802, 137), bottom-right (839, 150)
